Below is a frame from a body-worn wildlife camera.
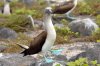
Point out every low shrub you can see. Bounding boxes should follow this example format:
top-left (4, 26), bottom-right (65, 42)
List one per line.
top-left (55, 27), bottom-right (79, 44)
top-left (67, 58), bottom-right (100, 66)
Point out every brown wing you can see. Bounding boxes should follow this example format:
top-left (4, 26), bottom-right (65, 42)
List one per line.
top-left (52, 1), bottom-right (74, 14)
top-left (21, 30), bottom-right (47, 56)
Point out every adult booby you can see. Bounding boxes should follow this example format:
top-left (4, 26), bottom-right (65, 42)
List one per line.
top-left (18, 7), bottom-right (56, 62)
top-left (46, 0), bottom-right (68, 6)
top-left (51, 0), bottom-right (99, 36)
top-left (52, 0), bottom-right (76, 13)
top-left (2, 0), bottom-right (12, 15)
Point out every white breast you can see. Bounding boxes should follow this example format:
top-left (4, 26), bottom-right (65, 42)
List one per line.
top-left (42, 15), bottom-right (56, 52)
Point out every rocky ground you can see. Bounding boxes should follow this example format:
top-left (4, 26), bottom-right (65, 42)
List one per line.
top-left (0, 17), bottom-right (99, 66)
top-left (0, 24), bottom-right (99, 66)
top-left (0, 42), bottom-right (100, 66)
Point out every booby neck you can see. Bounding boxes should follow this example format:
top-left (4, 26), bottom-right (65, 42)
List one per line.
top-left (42, 7), bottom-right (56, 52)
top-left (65, 0), bottom-right (78, 20)
top-left (44, 13), bottom-right (56, 34)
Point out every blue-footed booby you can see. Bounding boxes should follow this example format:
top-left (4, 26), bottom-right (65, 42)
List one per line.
top-left (17, 7), bottom-right (57, 63)
top-left (52, 0), bottom-right (74, 14)
top-left (52, 0), bottom-right (99, 36)
top-left (52, 0), bottom-right (77, 20)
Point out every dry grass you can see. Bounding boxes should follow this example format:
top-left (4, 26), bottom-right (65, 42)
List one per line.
top-left (2, 33), bottom-right (32, 53)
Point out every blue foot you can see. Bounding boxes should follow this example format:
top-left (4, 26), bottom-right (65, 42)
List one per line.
top-left (50, 48), bottom-right (64, 55)
top-left (44, 57), bottom-right (54, 63)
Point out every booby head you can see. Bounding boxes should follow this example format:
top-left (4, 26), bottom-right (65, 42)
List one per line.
top-left (4, 0), bottom-right (11, 3)
top-left (27, 15), bottom-right (32, 18)
top-left (44, 7), bottom-right (53, 20)
top-left (44, 7), bottom-right (53, 14)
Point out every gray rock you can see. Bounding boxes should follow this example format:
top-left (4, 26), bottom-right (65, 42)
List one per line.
top-left (19, 0), bottom-right (37, 6)
top-left (0, 53), bottom-right (36, 66)
top-left (54, 55), bottom-right (67, 62)
top-left (68, 42), bottom-right (100, 63)
top-left (0, 53), bottom-right (67, 66)
top-left (35, 62), bottom-right (53, 66)
top-left (68, 18), bottom-right (98, 36)
top-left (33, 60), bottom-right (66, 66)
top-left (0, 27), bottom-right (18, 39)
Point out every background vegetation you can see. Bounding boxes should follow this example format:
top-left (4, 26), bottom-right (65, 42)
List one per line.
top-left (0, 0), bottom-right (100, 52)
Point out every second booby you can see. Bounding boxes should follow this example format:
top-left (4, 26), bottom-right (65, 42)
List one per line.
top-left (52, 0), bottom-right (76, 14)
top-left (2, 0), bottom-right (12, 15)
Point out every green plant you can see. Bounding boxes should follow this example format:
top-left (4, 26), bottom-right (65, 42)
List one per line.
top-left (61, 19), bottom-right (69, 26)
top-left (92, 28), bottom-right (100, 42)
top-left (0, 15), bottom-right (32, 32)
top-left (97, 40), bottom-right (100, 42)
top-left (74, 2), bottom-right (93, 15)
top-left (0, 2), bottom-right (4, 7)
top-left (55, 27), bottom-right (79, 37)
top-left (55, 64), bottom-right (61, 66)
top-left (96, 15), bottom-right (100, 27)
top-left (67, 58), bottom-right (100, 66)
top-left (55, 27), bottom-right (79, 43)
top-left (14, 8), bottom-right (37, 15)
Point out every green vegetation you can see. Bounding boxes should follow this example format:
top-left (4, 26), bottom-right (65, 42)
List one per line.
top-left (0, 15), bottom-right (32, 32)
top-left (73, 0), bottom-right (100, 16)
top-left (56, 64), bottom-right (61, 66)
top-left (74, 2), bottom-right (93, 15)
top-left (53, 58), bottom-right (100, 66)
top-left (96, 15), bottom-right (100, 27)
top-left (0, 2), bottom-right (4, 7)
top-left (0, 1), bottom-right (45, 32)
top-left (92, 28), bottom-right (100, 42)
top-left (85, 0), bottom-right (100, 13)
top-left (67, 58), bottom-right (100, 66)
top-left (55, 27), bottom-right (79, 44)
